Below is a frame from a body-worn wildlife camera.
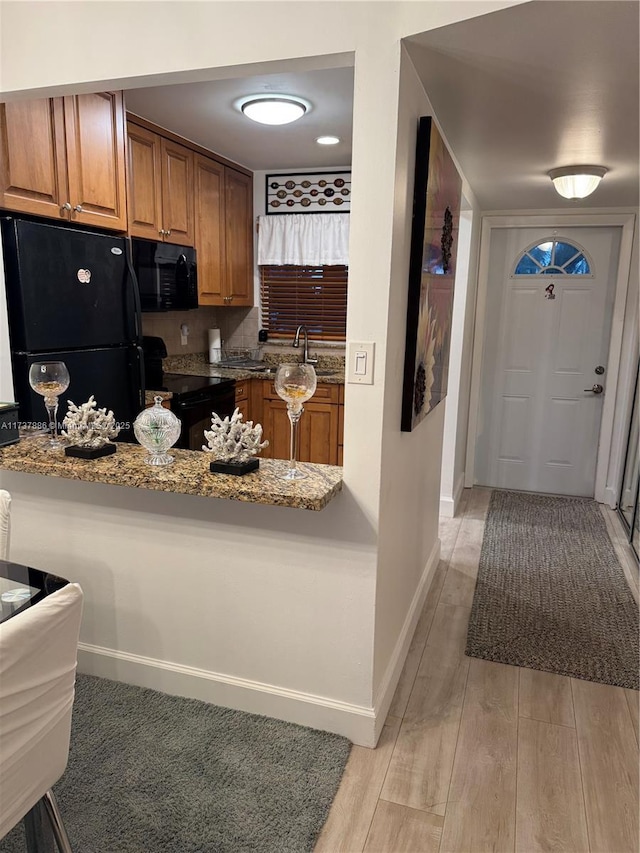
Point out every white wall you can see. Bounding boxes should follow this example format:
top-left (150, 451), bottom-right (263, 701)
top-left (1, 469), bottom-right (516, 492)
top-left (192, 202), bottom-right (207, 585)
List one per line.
top-left (0, 1), bottom-right (521, 98)
top-left (0, 0), bottom-right (522, 745)
top-left (1, 470), bottom-right (378, 743)
top-left (440, 207), bottom-right (475, 516)
top-left (606, 215), bottom-right (639, 504)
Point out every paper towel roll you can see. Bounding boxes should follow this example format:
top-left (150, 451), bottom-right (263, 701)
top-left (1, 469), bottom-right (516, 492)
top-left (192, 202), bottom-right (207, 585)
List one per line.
top-left (208, 328), bottom-right (221, 363)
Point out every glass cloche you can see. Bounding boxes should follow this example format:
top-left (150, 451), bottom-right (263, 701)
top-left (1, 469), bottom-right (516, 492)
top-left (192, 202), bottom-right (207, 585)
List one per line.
top-left (133, 396), bottom-right (181, 466)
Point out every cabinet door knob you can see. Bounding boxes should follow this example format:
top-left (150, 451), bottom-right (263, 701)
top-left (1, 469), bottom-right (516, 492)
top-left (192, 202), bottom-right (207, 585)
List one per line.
top-left (74, 204), bottom-right (84, 213)
top-left (159, 229), bottom-right (165, 236)
top-left (60, 202), bottom-right (72, 212)
top-left (166, 229), bottom-right (171, 237)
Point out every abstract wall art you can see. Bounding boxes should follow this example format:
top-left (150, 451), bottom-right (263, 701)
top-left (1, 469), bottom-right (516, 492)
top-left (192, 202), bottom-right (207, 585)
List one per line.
top-left (401, 117), bottom-right (462, 431)
top-left (265, 171), bottom-right (351, 214)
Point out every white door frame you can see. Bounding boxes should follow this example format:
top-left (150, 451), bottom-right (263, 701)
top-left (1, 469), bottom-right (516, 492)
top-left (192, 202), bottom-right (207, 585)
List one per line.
top-left (465, 212), bottom-right (636, 504)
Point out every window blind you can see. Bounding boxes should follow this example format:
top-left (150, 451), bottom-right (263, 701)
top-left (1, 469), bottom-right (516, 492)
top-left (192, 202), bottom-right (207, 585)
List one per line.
top-left (259, 265), bottom-right (348, 340)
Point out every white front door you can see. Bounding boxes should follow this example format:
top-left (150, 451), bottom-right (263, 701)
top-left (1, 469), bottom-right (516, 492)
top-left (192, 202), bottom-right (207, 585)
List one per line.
top-left (475, 226), bottom-right (621, 497)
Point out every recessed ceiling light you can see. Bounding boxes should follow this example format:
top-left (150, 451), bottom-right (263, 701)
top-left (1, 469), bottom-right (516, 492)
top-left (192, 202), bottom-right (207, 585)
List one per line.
top-left (548, 165), bottom-right (608, 199)
top-left (316, 135), bottom-right (340, 145)
top-left (238, 94), bottom-right (310, 126)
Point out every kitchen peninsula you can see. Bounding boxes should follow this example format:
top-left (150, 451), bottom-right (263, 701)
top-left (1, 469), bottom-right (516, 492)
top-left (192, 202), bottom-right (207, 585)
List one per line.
top-left (0, 440), bottom-right (342, 511)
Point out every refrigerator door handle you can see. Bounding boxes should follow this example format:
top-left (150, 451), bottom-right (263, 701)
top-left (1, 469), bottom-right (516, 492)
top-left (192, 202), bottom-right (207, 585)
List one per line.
top-left (125, 239), bottom-right (143, 344)
top-left (135, 345), bottom-right (146, 409)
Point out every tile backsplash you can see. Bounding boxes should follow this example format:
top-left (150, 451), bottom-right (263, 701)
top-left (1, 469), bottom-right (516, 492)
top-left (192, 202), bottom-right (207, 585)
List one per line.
top-left (141, 305), bottom-right (346, 360)
top-left (141, 306), bottom-right (260, 355)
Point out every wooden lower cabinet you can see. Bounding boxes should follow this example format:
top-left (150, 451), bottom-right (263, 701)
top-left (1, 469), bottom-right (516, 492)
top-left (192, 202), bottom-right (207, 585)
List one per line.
top-left (234, 381), bottom-right (249, 416)
top-left (260, 381), bottom-right (341, 466)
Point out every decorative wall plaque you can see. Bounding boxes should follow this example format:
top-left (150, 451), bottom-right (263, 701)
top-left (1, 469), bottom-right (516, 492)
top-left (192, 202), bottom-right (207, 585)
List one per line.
top-left (265, 171), bottom-right (351, 214)
top-left (401, 117), bottom-right (462, 432)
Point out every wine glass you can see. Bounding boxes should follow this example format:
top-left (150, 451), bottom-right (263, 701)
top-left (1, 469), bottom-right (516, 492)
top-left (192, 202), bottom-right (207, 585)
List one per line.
top-left (274, 363), bottom-right (317, 480)
top-left (28, 361), bottom-right (70, 449)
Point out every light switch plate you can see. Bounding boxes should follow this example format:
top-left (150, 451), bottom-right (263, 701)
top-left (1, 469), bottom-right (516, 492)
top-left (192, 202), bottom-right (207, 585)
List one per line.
top-left (347, 341), bottom-right (375, 384)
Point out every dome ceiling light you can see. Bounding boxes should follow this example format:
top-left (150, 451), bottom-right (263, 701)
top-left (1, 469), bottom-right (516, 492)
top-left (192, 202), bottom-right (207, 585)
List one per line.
top-left (316, 135), bottom-right (340, 145)
top-left (238, 94), bottom-right (310, 126)
top-left (548, 165), bottom-right (608, 199)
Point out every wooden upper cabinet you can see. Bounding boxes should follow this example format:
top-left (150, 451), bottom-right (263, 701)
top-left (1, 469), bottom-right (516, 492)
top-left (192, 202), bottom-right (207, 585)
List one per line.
top-left (126, 122), bottom-right (162, 240)
top-left (0, 98), bottom-right (68, 220)
top-left (64, 92), bottom-right (127, 231)
top-left (126, 122), bottom-right (194, 246)
top-left (160, 139), bottom-right (194, 246)
top-left (0, 92), bottom-right (127, 231)
top-left (194, 154), bottom-right (225, 304)
top-left (224, 169), bottom-right (253, 305)
top-left (194, 158), bottom-right (253, 307)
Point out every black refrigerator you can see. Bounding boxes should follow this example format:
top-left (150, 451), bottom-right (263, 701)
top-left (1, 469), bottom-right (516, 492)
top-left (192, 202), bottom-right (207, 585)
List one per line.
top-left (1, 217), bottom-right (145, 440)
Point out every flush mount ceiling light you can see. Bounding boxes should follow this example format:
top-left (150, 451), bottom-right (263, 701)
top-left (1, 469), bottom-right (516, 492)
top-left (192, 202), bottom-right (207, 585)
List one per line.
top-left (548, 165), bottom-right (608, 199)
top-left (316, 135), bottom-right (340, 145)
top-left (238, 94), bottom-right (310, 126)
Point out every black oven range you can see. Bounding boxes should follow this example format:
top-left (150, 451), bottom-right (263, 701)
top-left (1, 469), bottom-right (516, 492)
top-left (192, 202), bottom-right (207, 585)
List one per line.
top-left (159, 374), bottom-right (236, 451)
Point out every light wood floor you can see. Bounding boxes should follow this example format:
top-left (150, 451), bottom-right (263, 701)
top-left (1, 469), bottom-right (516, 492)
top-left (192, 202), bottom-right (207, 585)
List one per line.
top-left (315, 488), bottom-right (640, 853)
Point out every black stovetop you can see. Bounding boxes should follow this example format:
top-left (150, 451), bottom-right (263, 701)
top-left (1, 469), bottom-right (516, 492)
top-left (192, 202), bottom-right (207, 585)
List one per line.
top-left (155, 373), bottom-right (235, 400)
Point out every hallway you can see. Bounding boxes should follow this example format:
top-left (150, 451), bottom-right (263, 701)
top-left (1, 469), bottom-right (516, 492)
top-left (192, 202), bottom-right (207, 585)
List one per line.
top-left (316, 488), bottom-right (639, 853)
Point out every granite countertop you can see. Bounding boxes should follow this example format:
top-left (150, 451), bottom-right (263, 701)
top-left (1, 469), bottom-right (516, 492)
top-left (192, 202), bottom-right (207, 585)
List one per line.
top-left (0, 440), bottom-right (342, 511)
top-left (145, 354), bottom-right (345, 404)
top-left (163, 353), bottom-right (345, 384)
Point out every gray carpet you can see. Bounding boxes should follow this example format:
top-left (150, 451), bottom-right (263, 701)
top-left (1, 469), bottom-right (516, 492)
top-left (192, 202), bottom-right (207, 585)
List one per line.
top-left (466, 490), bottom-right (639, 690)
top-left (0, 675), bottom-right (351, 853)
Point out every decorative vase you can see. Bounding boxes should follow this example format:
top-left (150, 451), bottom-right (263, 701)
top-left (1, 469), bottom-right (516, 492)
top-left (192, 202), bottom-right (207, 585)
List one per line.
top-left (133, 397), bottom-right (181, 466)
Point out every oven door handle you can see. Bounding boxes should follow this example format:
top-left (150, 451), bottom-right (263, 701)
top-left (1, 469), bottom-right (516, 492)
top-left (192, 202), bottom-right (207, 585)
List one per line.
top-left (174, 395), bottom-right (234, 411)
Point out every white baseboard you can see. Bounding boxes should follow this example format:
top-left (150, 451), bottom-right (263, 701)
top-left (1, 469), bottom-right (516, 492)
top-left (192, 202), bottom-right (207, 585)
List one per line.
top-left (440, 472), bottom-right (465, 518)
top-left (77, 643), bottom-right (377, 746)
top-left (371, 537), bottom-right (441, 744)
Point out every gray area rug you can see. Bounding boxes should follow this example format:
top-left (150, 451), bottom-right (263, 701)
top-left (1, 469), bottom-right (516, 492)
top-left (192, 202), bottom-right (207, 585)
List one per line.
top-left (0, 675), bottom-right (351, 853)
top-left (466, 490), bottom-right (639, 690)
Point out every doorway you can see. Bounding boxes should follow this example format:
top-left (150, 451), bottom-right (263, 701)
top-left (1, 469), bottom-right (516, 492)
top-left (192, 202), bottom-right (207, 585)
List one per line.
top-left (474, 225), bottom-right (622, 497)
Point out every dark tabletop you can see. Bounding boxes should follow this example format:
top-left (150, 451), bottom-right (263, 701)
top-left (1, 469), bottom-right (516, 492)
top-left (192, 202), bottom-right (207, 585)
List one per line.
top-left (0, 559), bottom-right (70, 624)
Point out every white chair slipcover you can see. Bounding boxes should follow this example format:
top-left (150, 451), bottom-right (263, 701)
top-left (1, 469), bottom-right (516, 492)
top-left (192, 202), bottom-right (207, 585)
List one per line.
top-left (0, 491), bottom-right (11, 561)
top-left (0, 582), bottom-right (84, 841)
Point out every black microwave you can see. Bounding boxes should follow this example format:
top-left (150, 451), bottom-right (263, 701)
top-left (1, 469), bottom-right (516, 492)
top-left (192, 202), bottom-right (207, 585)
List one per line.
top-left (131, 238), bottom-right (198, 312)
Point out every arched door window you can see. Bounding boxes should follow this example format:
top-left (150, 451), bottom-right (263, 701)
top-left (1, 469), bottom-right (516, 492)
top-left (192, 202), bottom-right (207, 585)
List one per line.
top-left (513, 238), bottom-right (592, 276)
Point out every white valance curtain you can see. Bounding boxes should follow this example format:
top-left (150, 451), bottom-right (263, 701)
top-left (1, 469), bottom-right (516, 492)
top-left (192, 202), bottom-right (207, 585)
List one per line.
top-left (257, 214), bottom-right (350, 266)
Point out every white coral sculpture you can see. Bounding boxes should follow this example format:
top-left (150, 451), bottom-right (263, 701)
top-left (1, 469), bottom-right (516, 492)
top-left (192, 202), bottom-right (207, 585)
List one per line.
top-left (61, 396), bottom-right (120, 448)
top-left (202, 408), bottom-right (269, 463)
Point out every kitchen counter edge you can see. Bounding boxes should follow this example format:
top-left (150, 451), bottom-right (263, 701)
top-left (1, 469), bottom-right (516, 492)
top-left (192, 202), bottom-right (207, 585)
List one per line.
top-left (0, 441), bottom-right (343, 511)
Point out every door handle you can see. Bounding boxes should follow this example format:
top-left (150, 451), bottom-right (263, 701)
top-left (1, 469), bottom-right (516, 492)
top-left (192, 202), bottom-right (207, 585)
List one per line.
top-left (584, 384), bottom-right (604, 394)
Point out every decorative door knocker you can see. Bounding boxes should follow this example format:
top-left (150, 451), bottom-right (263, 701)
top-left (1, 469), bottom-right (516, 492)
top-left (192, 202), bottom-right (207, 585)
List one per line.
top-left (545, 283), bottom-right (556, 300)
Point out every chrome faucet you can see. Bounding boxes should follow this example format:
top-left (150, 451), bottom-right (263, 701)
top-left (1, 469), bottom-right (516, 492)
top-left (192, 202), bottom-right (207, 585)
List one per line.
top-left (292, 325), bottom-right (318, 365)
